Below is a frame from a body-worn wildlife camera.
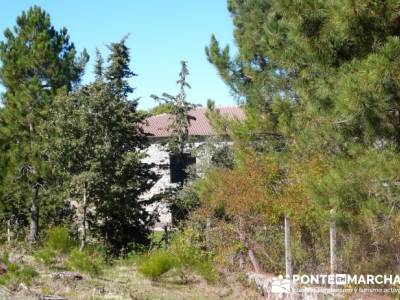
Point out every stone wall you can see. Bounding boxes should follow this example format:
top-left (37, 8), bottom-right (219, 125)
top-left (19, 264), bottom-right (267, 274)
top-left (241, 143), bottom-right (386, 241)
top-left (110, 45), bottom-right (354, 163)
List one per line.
top-left (141, 142), bottom-right (174, 230)
top-left (141, 138), bottom-right (230, 230)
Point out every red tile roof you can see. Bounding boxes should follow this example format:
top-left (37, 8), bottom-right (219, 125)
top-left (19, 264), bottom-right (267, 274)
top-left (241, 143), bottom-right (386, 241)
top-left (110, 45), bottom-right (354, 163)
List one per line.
top-left (142, 106), bottom-right (245, 137)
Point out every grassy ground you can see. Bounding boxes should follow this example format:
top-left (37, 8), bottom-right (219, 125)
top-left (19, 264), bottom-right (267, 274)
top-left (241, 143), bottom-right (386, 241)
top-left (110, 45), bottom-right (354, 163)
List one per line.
top-left (0, 252), bottom-right (261, 300)
top-left (1, 252), bottom-right (396, 300)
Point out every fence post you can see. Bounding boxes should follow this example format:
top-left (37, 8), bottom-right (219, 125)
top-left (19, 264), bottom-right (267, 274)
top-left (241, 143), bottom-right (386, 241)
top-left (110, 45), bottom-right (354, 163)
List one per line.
top-left (330, 208), bottom-right (337, 275)
top-left (205, 217), bottom-right (211, 251)
top-left (284, 214), bottom-right (292, 277)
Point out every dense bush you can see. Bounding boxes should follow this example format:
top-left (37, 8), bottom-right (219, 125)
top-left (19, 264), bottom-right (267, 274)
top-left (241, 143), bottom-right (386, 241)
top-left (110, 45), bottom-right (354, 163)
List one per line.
top-left (34, 226), bottom-right (76, 266)
top-left (66, 248), bottom-right (105, 276)
top-left (34, 248), bottom-right (57, 266)
top-left (137, 228), bottom-right (217, 283)
top-left (137, 249), bottom-right (176, 280)
top-left (45, 227), bottom-right (76, 254)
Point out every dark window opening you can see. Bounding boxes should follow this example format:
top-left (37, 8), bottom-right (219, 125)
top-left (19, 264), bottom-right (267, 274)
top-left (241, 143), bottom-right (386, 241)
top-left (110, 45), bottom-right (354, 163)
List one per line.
top-left (169, 153), bottom-right (196, 184)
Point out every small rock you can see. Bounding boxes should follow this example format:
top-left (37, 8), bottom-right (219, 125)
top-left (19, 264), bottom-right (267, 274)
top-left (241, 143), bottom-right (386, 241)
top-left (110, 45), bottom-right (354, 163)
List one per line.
top-left (51, 271), bottom-right (83, 280)
top-left (0, 263), bottom-right (7, 274)
top-left (18, 282), bottom-right (28, 290)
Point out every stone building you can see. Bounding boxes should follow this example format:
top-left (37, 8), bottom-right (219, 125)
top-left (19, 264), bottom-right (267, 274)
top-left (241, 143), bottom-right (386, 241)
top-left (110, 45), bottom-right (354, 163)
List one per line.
top-left (141, 106), bottom-right (244, 229)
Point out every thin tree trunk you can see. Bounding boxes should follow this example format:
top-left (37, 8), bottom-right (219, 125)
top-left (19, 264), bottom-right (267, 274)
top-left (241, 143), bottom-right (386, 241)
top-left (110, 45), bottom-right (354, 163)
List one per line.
top-left (238, 253), bottom-right (245, 269)
top-left (284, 214), bottom-right (292, 277)
top-left (236, 217), bottom-right (262, 272)
top-left (205, 218), bottom-right (211, 251)
top-left (237, 217), bottom-right (245, 269)
top-left (80, 182), bottom-right (88, 251)
top-left (330, 209), bottom-right (337, 275)
top-left (248, 249), bottom-right (261, 273)
top-left (164, 225), bottom-right (169, 249)
top-left (15, 218), bottom-right (21, 240)
top-left (7, 219), bottom-right (11, 244)
top-left (27, 117), bottom-right (40, 243)
top-left (28, 185), bottom-right (39, 242)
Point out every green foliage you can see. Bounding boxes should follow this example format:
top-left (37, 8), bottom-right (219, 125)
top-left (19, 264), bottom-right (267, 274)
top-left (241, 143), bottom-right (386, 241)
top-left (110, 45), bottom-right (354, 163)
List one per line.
top-left (34, 248), bottom-right (57, 266)
top-left (46, 39), bottom-right (158, 254)
top-left (171, 183), bottom-right (201, 223)
top-left (210, 145), bottom-right (234, 169)
top-left (15, 266), bottom-right (38, 285)
top-left (45, 227), bottom-right (76, 254)
top-left (137, 249), bottom-right (176, 280)
top-left (0, 251), bottom-right (38, 286)
top-left (0, 5), bottom-right (88, 241)
top-left (170, 229), bottom-right (217, 283)
top-left (105, 35), bottom-right (136, 97)
top-left (138, 229), bottom-right (217, 283)
top-left (151, 61), bottom-right (199, 155)
top-left (33, 227), bottom-right (76, 266)
top-left (199, 0), bottom-right (400, 276)
top-left (193, 260), bottom-right (217, 284)
top-left (0, 265), bottom-right (39, 286)
top-left (148, 103), bottom-right (173, 115)
top-left (67, 248), bottom-right (105, 276)
top-left (207, 0), bottom-right (400, 153)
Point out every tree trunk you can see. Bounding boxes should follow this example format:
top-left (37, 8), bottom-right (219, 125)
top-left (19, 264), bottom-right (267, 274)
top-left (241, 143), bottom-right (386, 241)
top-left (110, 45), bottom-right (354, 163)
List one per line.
top-left (80, 182), bottom-right (88, 251)
top-left (237, 217), bottom-right (246, 269)
top-left (330, 209), bottom-right (337, 275)
top-left (248, 249), bottom-right (261, 273)
top-left (236, 217), bottom-right (262, 273)
top-left (205, 218), bottom-right (211, 251)
top-left (284, 214), bottom-right (292, 277)
top-left (7, 219), bottom-right (11, 244)
top-left (28, 185), bottom-right (39, 242)
top-left (163, 225), bottom-right (169, 249)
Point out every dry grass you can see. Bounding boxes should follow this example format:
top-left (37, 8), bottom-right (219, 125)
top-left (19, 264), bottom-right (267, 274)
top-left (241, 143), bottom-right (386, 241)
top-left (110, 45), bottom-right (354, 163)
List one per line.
top-left (2, 254), bottom-right (261, 300)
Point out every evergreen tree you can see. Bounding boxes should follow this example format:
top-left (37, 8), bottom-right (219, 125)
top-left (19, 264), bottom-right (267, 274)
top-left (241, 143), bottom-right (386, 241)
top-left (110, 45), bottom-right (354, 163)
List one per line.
top-left (47, 42), bottom-right (158, 253)
top-left (151, 61), bottom-right (199, 224)
top-left (94, 48), bottom-right (104, 80)
top-left (202, 0), bottom-right (400, 274)
top-left (151, 61), bottom-right (198, 155)
top-left (0, 6), bottom-right (88, 241)
top-left (105, 36), bottom-right (136, 97)
top-left (207, 0), bottom-right (400, 153)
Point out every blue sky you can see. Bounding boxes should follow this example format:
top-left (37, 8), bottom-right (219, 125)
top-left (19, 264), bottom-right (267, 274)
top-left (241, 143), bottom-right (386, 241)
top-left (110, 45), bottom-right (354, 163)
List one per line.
top-left (0, 1), bottom-right (236, 109)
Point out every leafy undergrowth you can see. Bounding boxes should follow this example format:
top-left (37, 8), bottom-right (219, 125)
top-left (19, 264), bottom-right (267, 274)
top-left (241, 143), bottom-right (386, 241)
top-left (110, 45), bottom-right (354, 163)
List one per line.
top-left (0, 253), bottom-right (259, 300)
top-left (137, 249), bottom-right (176, 280)
top-left (137, 228), bottom-right (218, 284)
top-left (0, 251), bottom-right (38, 287)
top-left (0, 228), bottom-right (259, 299)
top-left (66, 247), bottom-right (105, 276)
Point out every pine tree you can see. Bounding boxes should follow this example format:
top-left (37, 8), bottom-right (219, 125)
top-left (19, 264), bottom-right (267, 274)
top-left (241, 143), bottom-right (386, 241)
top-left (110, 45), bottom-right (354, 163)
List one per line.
top-left (151, 61), bottom-right (199, 224)
top-left (47, 43), bottom-right (158, 253)
top-left (207, 0), bottom-right (400, 152)
top-left (203, 0), bottom-right (400, 274)
top-left (151, 61), bottom-right (198, 155)
top-left (0, 6), bottom-right (88, 241)
top-left (94, 48), bottom-right (104, 80)
top-left (105, 36), bottom-right (136, 97)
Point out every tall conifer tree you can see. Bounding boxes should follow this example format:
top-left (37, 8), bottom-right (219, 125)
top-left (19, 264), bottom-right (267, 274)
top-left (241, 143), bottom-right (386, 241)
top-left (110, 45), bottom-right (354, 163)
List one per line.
top-left (47, 38), bottom-right (158, 253)
top-left (0, 6), bottom-right (88, 241)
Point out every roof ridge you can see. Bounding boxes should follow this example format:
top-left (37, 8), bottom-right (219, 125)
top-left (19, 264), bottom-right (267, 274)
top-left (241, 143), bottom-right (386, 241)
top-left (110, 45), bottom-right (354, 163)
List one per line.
top-left (143, 106), bottom-right (244, 137)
